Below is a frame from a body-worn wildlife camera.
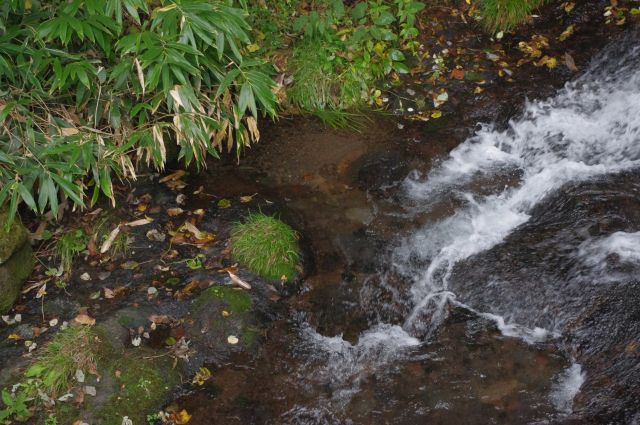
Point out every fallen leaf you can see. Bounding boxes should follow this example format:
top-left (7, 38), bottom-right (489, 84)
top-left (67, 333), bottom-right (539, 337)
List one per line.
top-left (450, 68), bottom-right (465, 80)
top-left (74, 314), bottom-right (96, 326)
top-left (174, 410), bottom-right (191, 425)
top-left (217, 199), bottom-right (231, 208)
top-left (146, 229), bottom-right (166, 242)
top-left (564, 52), bottom-right (578, 72)
top-left (159, 170), bottom-right (186, 183)
top-left (125, 217), bottom-right (153, 227)
top-left (192, 367), bottom-right (212, 385)
top-left (104, 288), bottom-right (115, 299)
top-left (101, 226), bottom-right (121, 254)
top-left (227, 335), bottom-right (239, 345)
top-left (121, 261), bottom-right (139, 270)
top-left (240, 194), bottom-right (257, 203)
top-left (75, 369), bottom-right (85, 383)
top-left (228, 272), bottom-right (251, 290)
top-left (558, 24), bottom-right (575, 41)
top-left (84, 386), bottom-right (96, 397)
top-left (167, 208), bottom-right (185, 217)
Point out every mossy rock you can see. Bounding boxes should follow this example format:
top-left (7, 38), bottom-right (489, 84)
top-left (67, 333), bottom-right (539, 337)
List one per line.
top-left (94, 350), bottom-right (179, 425)
top-left (0, 210), bottom-right (28, 264)
top-left (193, 286), bottom-right (252, 313)
top-left (54, 348), bottom-right (179, 425)
top-left (0, 241), bottom-right (33, 313)
top-left (186, 286), bottom-right (261, 365)
top-left (0, 211), bottom-right (33, 313)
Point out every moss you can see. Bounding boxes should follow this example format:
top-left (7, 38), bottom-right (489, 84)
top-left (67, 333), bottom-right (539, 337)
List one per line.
top-left (0, 209), bottom-right (27, 264)
top-left (194, 286), bottom-right (252, 313)
top-left (0, 242), bottom-right (33, 313)
top-left (231, 213), bottom-right (300, 281)
top-left (93, 350), bottom-right (178, 425)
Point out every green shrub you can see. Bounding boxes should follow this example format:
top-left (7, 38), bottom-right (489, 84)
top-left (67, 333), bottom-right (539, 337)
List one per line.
top-left (249, 0), bottom-right (425, 114)
top-left (0, 0), bottom-right (276, 227)
top-left (231, 213), bottom-right (300, 281)
top-left (480, 0), bottom-right (547, 32)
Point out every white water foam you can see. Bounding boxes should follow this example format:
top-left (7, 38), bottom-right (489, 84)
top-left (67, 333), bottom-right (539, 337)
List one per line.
top-left (297, 323), bottom-right (421, 404)
top-left (578, 231), bottom-right (640, 275)
top-left (397, 42), bottom-right (640, 337)
top-left (550, 363), bottom-right (586, 414)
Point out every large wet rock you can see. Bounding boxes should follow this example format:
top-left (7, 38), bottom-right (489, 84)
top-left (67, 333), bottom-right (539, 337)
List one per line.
top-left (185, 285), bottom-right (263, 369)
top-left (0, 211), bottom-right (33, 313)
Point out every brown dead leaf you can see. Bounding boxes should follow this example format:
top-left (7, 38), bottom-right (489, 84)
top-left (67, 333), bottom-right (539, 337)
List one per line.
top-left (450, 68), bottom-right (465, 80)
top-left (74, 313), bottom-right (96, 326)
top-left (167, 208), bottom-right (184, 216)
top-left (159, 170), bottom-right (186, 183)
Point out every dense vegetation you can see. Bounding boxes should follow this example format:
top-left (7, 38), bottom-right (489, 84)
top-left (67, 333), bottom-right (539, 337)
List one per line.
top-left (0, 0), bottom-right (276, 227)
top-left (0, 0), bottom-right (547, 226)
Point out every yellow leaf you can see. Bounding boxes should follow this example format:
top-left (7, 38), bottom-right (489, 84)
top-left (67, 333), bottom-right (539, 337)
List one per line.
top-left (192, 367), bottom-right (212, 385)
top-left (558, 25), bottom-right (574, 41)
top-left (247, 43), bottom-right (260, 53)
top-left (175, 410), bottom-right (191, 424)
top-left (431, 110), bottom-right (442, 119)
top-left (7, 333), bottom-right (21, 341)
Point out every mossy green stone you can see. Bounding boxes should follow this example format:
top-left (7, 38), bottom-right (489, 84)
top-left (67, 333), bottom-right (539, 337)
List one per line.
top-left (194, 286), bottom-right (252, 313)
top-left (0, 210), bottom-right (28, 265)
top-left (0, 241), bottom-right (33, 313)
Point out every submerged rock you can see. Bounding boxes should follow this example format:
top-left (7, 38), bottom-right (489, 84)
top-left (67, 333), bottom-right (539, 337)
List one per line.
top-left (0, 211), bottom-right (33, 313)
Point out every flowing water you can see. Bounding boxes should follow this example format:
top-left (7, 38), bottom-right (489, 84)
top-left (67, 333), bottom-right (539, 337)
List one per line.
top-left (274, 39), bottom-right (640, 423)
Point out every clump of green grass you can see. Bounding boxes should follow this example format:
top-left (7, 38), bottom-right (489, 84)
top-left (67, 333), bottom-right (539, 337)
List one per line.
top-left (480, 0), bottom-right (547, 33)
top-left (30, 326), bottom-right (100, 396)
top-left (231, 213), bottom-right (300, 281)
top-left (56, 229), bottom-right (88, 273)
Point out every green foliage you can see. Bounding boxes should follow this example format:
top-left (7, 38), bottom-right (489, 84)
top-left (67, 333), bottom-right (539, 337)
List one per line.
top-left (0, 0), bottom-right (277, 226)
top-left (56, 228), bottom-right (88, 273)
top-left (231, 213), bottom-right (299, 281)
top-left (249, 0), bottom-right (424, 115)
top-left (0, 326), bottom-right (101, 422)
top-left (0, 388), bottom-right (29, 422)
top-left (480, 0), bottom-right (547, 32)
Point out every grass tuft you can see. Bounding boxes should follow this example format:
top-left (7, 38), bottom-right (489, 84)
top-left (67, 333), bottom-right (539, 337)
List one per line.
top-left (231, 213), bottom-right (300, 281)
top-left (32, 326), bottom-right (99, 396)
top-left (480, 0), bottom-right (547, 33)
top-left (56, 229), bottom-right (87, 273)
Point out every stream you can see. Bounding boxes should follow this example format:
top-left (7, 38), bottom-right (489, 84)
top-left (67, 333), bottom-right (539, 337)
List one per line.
top-left (172, 34), bottom-right (640, 424)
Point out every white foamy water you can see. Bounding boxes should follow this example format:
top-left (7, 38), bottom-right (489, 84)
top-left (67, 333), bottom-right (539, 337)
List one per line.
top-left (398, 42), bottom-right (640, 336)
top-left (550, 363), bottom-right (586, 414)
top-left (295, 42), bottom-right (640, 418)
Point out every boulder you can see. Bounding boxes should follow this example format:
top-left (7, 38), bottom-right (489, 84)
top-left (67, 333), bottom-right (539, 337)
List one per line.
top-left (0, 211), bottom-right (34, 313)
